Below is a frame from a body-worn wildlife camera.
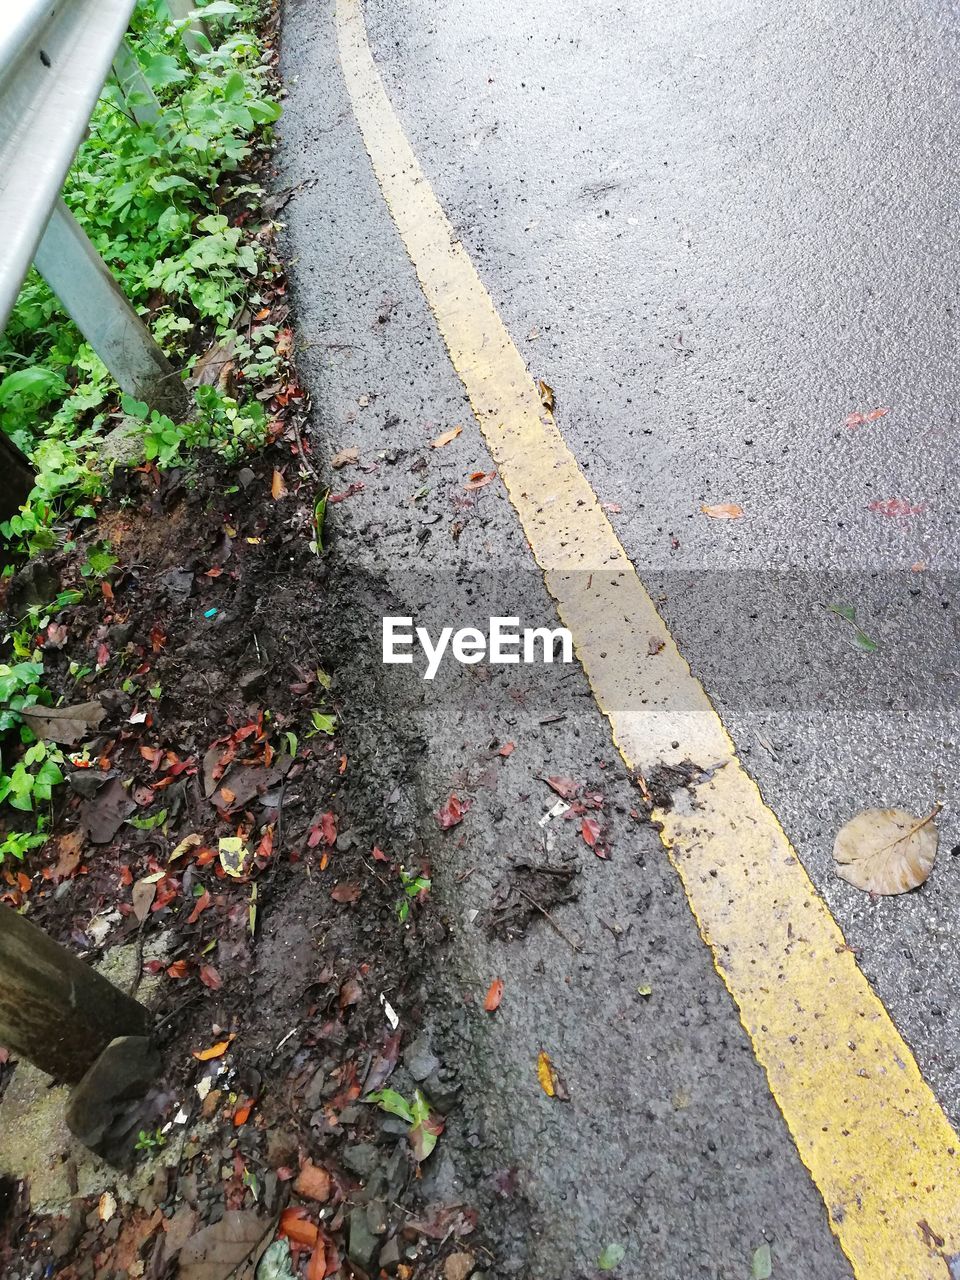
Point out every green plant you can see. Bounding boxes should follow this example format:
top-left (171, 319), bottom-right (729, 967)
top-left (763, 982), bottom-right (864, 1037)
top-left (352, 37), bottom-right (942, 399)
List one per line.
top-left (0, 0), bottom-right (281, 556)
top-left (134, 1127), bottom-right (166, 1153)
top-left (365, 1088), bottom-right (441, 1161)
top-left (0, 825), bottom-right (48, 864)
top-left (0, 741), bottom-right (64, 813)
top-left (395, 865), bottom-right (431, 923)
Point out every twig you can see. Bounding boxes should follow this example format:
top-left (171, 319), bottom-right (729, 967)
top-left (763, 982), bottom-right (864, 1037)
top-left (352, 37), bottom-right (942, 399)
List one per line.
top-left (292, 415), bottom-right (318, 478)
top-left (516, 887), bottom-right (581, 952)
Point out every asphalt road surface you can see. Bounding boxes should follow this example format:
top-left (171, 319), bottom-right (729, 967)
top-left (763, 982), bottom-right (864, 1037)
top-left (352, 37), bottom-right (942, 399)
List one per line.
top-left (279, 1), bottom-right (960, 1275)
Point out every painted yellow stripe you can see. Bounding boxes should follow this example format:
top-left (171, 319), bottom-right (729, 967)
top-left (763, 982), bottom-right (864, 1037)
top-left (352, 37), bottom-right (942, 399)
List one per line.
top-left (334, 1), bottom-right (960, 1274)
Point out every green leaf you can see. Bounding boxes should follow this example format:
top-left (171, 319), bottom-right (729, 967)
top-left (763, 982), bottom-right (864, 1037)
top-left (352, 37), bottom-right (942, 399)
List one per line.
top-left (752, 1243), bottom-right (772, 1279)
top-left (310, 710), bottom-right (336, 735)
top-left (366, 1089), bottom-right (414, 1124)
top-left (598, 1244), bottom-right (626, 1271)
top-left (256, 1240), bottom-right (296, 1280)
top-left (121, 394), bottom-right (150, 422)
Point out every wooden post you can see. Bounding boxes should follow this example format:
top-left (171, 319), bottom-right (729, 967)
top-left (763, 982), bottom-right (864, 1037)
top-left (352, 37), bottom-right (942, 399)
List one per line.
top-left (0, 906), bottom-right (149, 1084)
top-left (0, 432), bottom-right (35, 524)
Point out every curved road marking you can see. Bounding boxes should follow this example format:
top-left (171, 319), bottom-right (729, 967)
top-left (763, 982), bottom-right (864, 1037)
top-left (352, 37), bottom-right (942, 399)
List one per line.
top-left (334, 1), bottom-right (960, 1273)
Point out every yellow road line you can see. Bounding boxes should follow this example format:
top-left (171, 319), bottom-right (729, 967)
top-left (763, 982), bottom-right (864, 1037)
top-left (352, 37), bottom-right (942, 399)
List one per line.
top-left (334, 1), bottom-right (960, 1273)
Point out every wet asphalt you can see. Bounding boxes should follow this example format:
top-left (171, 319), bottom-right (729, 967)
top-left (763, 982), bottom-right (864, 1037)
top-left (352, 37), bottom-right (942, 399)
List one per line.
top-left (278, 0), bottom-right (959, 1274)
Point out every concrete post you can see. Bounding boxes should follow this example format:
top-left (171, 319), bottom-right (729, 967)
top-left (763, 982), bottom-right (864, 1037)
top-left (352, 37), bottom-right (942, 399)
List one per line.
top-left (0, 905), bottom-right (149, 1084)
top-left (34, 201), bottom-right (188, 419)
top-left (111, 39), bottom-right (162, 128)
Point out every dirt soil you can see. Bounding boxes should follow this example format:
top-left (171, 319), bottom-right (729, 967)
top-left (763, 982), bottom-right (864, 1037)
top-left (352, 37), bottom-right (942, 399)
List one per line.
top-left (0, 377), bottom-right (486, 1280)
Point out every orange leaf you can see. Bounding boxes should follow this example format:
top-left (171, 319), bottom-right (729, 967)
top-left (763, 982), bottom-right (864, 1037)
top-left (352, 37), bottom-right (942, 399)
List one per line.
top-left (166, 959), bottom-right (189, 979)
top-left (192, 1035), bottom-right (235, 1062)
top-left (483, 977), bottom-right (504, 1012)
top-left (465, 471), bottom-right (497, 491)
top-left (187, 889), bottom-right (212, 924)
top-left (279, 1207), bottom-right (318, 1247)
top-left (700, 503), bottom-right (744, 520)
top-left (498, 742), bottom-right (515, 758)
top-left (431, 425), bottom-right (462, 449)
top-left (101, 580), bottom-right (114, 601)
top-left (233, 1099), bottom-right (254, 1126)
top-left (271, 469), bottom-right (288, 500)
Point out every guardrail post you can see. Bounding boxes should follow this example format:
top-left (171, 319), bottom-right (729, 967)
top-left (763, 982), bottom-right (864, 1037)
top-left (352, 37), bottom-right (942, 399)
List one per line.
top-left (0, 905), bottom-right (149, 1084)
top-left (164, 0), bottom-right (209, 55)
top-left (112, 39), bottom-right (162, 127)
top-left (34, 201), bottom-right (188, 420)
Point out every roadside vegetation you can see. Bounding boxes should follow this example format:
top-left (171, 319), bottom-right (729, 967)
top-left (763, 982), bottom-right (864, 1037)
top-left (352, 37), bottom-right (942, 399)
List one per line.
top-left (0, 0), bottom-right (285, 863)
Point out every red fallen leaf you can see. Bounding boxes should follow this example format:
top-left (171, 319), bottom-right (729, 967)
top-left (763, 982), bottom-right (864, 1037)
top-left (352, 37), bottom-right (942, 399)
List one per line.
top-left (279, 1207), bottom-right (319, 1247)
top-left (328, 482), bottom-right (365, 504)
top-left (483, 978), bottom-right (504, 1012)
top-left (205, 566), bottom-right (223, 578)
top-left (101, 581), bottom-right (114, 602)
top-left (844, 411), bottom-right (865, 428)
top-left (307, 1231), bottom-right (340, 1280)
top-left (16, 872), bottom-right (31, 893)
top-left (865, 406), bottom-right (890, 421)
top-left (465, 471), bottom-right (497, 491)
top-left (120, 865), bottom-right (134, 887)
top-left (498, 742), bottom-right (515, 758)
top-left (321, 812), bottom-right (337, 846)
top-left (150, 624), bottom-right (166, 653)
top-left (545, 776), bottom-right (578, 800)
top-left (339, 755), bottom-right (348, 775)
top-left (331, 881), bottom-right (361, 903)
top-left (307, 824), bottom-right (323, 849)
top-left (372, 845), bottom-right (389, 862)
top-left (188, 890), bottom-right (212, 925)
top-left (437, 794), bottom-right (470, 829)
top-left (96, 643), bottom-right (110, 667)
top-left (166, 959), bottom-right (189, 979)
top-left (867, 497), bottom-right (923, 517)
top-left (153, 878), bottom-right (179, 912)
top-left (199, 963), bottom-right (222, 990)
top-left (581, 816), bottom-right (602, 848)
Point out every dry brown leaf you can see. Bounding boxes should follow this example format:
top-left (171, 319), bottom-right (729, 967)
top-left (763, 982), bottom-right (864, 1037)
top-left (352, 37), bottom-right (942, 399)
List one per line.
top-left (331, 446), bottom-right (360, 469)
top-left (271, 469), bottom-right (288, 500)
top-left (178, 1209), bottom-right (273, 1280)
top-left (701, 503), bottom-right (744, 520)
top-left (294, 1161), bottom-right (332, 1204)
top-left (22, 701), bottom-right (104, 746)
top-left (431, 425), bottom-right (462, 449)
top-left (537, 379), bottom-right (555, 412)
top-left (833, 805), bottom-right (940, 895)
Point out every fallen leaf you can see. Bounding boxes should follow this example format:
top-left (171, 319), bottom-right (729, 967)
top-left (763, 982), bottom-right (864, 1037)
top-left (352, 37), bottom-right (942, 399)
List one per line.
top-left (752, 1242), bottom-right (773, 1279)
top-left (865, 406), bottom-right (890, 422)
top-left (233, 1099), bottom-right (254, 1126)
top-left (294, 1162), bottom-right (332, 1204)
top-left (278, 1207), bottom-right (318, 1247)
top-left (48, 830), bottom-right (84, 883)
top-left (331, 881), bottom-right (361, 903)
top-left (167, 960), bottom-right (189, 979)
top-left (867, 497), bottom-right (923, 517)
top-left (483, 978), bottom-right (504, 1012)
top-left (464, 471), bottom-right (497, 491)
top-left (437, 794), bottom-right (470, 828)
top-left (647, 636), bottom-right (664, 656)
top-left (372, 845), bottom-right (390, 862)
top-left (537, 379), bottom-right (555, 411)
top-left (80, 777), bottom-right (136, 844)
top-left (219, 837), bottom-right (250, 879)
top-left (178, 1209), bottom-right (273, 1280)
top-left (833, 806), bottom-right (939, 895)
top-left (498, 742), bottom-right (515, 758)
top-left (331, 447), bottom-right (360, 469)
top-left (22, 701), bottom-right (104, 746)
top-left (581, 816), bottom-right (601, 848)
top-left (98, 1191), bottom-right (117, 1222)
top-left (701, 503), bottom-right (744, 520)
top-left (132, 878), bottom-right (157, 922)
top-left (545, 776), bottom-right (578, 800)
top-left (431, 425), bottom-right (463, 448)
top-left (271, 470), bottom-right (288, 499)
top-left (192, 1036), bottom-right (235, 1062)
top-left (170, 833), bottom-right (202, 863)
top-left (598, 1243), bottom-right (626, 1271)
top-left (199, 963), bottom-right (222, 990)
top-left (537, 1050), bottom-right (556, 1097)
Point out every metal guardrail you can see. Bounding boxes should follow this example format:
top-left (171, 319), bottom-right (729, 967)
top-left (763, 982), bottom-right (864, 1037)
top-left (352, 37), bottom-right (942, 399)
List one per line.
top-left (0, 1), bottom-right (203, 417)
